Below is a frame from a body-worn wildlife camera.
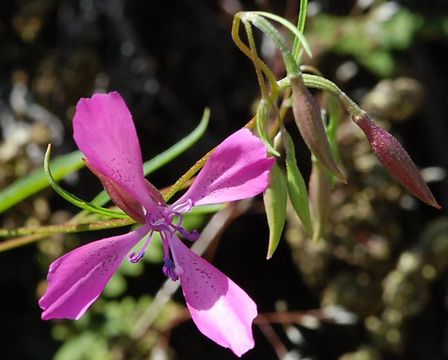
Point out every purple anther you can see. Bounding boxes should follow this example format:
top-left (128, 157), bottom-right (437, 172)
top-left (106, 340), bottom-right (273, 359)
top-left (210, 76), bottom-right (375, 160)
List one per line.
top-left (129, 251), bottom-right (145, 263)
top-left (177, 226), bottom-right (200, 241)
top-left (162, 257), bottom-right (179, 281)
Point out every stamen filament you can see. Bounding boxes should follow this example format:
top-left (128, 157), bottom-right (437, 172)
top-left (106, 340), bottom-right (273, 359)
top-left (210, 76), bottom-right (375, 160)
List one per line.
top-left (129, 230), bottom-right (153, 263)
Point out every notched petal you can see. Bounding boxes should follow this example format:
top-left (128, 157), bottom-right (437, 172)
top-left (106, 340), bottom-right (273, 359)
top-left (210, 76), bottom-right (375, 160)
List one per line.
top-left (39, 227), bottom-right (148, 320)
top-left (170, 236), bottom-right (257, 357)
top-left (73, 92), bottom-right (156, 212)
top-left (174, 128), bottom-right (275, 207)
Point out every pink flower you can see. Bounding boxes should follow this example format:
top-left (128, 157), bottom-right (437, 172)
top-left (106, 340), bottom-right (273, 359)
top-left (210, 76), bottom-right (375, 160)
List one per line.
top-left (39, 92), bottom-right (274, 356)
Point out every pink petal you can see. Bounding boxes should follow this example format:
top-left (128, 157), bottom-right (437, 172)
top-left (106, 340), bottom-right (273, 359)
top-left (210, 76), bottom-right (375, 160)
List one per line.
top-left (73, 92), bottom-right (157, 212)
top-left (39, 226), bottom-right (149, 320)
top-left (174, 128), bottom-right (275, 207)
top-left (170, 235), bottom-right (257, 357)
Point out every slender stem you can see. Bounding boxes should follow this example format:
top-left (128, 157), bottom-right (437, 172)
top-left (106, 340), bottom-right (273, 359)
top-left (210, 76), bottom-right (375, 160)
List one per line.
top-left (292, 0), bottom-right (309, 59)
top-left (0, 218), bottom-right (135, 238)
top-left (244, 13), bottom-right (300, 77)
top-left (0, 218), bottom-right (136, 252)
top-left (231, 14), bottom-right (279, 100)
top-left (243, 19), bottom-right (269, 100)
top-left (44, 144), bottom-right (129, 219)
top-left (165, 74), bottom-right (361, 202)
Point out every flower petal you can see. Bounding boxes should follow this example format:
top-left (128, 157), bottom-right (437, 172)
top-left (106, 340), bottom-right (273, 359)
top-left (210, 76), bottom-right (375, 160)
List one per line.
top-left (73, 92), bottom-right (157, 212)
top-left (39, 226), bottom-right (149, 320)
top-left (174, 128), bottom-right (275, 207)
top-left (170, 236), bottom-right (257, 357)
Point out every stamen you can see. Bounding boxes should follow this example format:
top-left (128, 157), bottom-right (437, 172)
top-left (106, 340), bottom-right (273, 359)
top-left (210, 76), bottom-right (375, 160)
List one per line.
top-left (128, 231), bottom-right (153, 263)
top-left (176, 226), bottom-right (200, 241)
top-left (163, 257), bottom-right (179, 281)
top-left (171, 199), bottom-right (194, 213)
top-left (164, 208), bottom-right (200, 241)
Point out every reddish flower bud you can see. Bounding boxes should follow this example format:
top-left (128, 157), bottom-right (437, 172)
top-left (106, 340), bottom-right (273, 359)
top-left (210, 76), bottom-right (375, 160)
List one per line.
top-left (353, 112), bottom-right (441, 209)
top-left (290, 75), bottom-right (346, 182)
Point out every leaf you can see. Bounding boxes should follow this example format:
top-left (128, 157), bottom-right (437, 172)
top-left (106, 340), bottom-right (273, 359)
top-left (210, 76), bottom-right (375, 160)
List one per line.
top-left (263, 163), bottom-right (287, 259)
top-left (251, 11), bottom-right (312, 58)
top-left (44, 144), bottom-right (130, 219)
top-left (283, 131), bottom-right (313, 237)
top-left (0, 150), bottom-right (84, 214)
top-left (92, 108), bottom-right (210, 206)
top-left (0, 108), bottom-right (210, 214)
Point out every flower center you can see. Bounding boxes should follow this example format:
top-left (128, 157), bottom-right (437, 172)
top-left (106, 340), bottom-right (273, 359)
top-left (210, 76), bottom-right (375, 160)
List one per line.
top-left (128, 201), bottom-right (199, 281)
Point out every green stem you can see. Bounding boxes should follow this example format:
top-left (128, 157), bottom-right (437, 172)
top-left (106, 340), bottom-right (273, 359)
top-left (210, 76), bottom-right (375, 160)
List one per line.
top-left (45, 144), bottom-right (129, 219)
top-left (292, 0), bottom-right (309, 59)
top-left (243, 19), bottom-right (269, 100)
top-left (0, 218), bottom-right (135, 238)
top-left (277, 74), bottom-right (362, 115)
top-left (232, 14), bottom-right (279, 100)
top-left (244, 13), bottom-right (301, 77)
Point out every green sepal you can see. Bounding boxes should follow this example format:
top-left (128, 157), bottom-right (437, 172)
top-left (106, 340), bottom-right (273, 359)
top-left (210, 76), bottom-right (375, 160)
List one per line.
top-left (256, 99), bottom-right (280, 157)
top-left (44, 144), bottom-right (130, 219)
top-left (263, 163), bottom-right (287, 259)
top-left (283, 130), bottom-right (313, 237)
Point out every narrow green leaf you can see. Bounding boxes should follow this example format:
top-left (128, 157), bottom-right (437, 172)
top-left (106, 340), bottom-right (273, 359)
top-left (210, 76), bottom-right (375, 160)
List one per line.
top-left (263, 163), bottom-right (287, 259)
top-left (0, 108), bottom-right (209, 215)
top-left (283, 130), bottom-right (313, 237)
top-left (144, 108), bottom-right (210, 176)
top-left (251, 11), bottom-right (312, 58)
top-left (91, 108), bottom-right (210, 206)
top-left (44, 144), bottom-right (129, 218)
top-left (244, 13), bottom-right (300, 78)
top-left (0, 150), bottom-right (85, 213)
top-left (292, 0), bottom-right (309, 60)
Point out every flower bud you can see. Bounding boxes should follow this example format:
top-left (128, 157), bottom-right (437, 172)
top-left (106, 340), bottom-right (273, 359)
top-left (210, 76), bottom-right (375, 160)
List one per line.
top-left (290, 75), bottom-right (346, 182)
top-left (309, 160), bottom-right (331, 242)
top-left (352, 112), bottom-right (440, 209)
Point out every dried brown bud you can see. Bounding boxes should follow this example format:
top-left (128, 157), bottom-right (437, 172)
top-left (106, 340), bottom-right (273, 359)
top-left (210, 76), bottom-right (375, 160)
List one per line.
top-left (290, 75), bottom-right (346, 182)
top-left (353, 112), bottom-right (441, 209)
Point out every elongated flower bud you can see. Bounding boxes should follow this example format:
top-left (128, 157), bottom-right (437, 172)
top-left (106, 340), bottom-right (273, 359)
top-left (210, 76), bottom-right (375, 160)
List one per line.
top-left (309, 160), bottom-right (331, 242)
top-left (290, 75), bottom-right (346, 182)
top-left (352, 112), bottom-right (441, 209)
